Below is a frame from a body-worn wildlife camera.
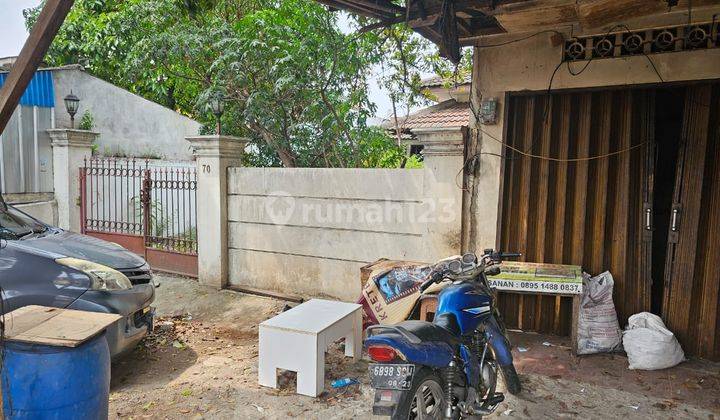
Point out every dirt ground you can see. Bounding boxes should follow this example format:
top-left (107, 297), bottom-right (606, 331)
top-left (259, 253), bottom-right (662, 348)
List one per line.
top-left (109, 274), bottom-right (720, 419)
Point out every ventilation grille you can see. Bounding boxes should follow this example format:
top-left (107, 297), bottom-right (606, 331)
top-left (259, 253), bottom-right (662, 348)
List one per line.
top-left (563, 21), bottom-right (719, 62)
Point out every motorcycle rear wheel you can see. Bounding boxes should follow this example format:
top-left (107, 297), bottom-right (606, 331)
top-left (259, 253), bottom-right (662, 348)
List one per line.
top-left (392, 368), bottom-right (446, 420)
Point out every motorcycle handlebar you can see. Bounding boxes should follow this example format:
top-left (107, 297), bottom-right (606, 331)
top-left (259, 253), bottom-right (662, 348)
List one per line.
top-left (419, 278), bottom-right (434, 292)
top-left (419, 251), bottom-right (521, 292)
top-left (500, 252), bottom-right (522, 258)
top-left (419, 271), bottom-right (443, 292)
top-left (485, 250), bottom-right (522, 262)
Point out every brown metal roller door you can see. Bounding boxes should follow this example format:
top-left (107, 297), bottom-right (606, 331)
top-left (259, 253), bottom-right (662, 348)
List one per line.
top-left (497, 89), bottom-right (654, 336)
top-left (662, 84), bottom-right (720, 360)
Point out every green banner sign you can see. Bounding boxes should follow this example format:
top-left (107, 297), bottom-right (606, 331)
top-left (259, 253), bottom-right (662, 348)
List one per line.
top-left (487, 261), bottom-right (583, 295)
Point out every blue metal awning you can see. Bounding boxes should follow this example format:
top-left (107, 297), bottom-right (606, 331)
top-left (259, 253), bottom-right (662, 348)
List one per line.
top-left (0, 70), bottom-right (55, 108)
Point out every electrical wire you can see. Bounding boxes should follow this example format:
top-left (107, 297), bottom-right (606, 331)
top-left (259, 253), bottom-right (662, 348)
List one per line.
top-left (541, 24), bottom-right (633, 121)
top-left (472, 114), bottom-right (648, 162)
top-left (455, 17), bottom-right (720, 192)
top-left (545, 24), bottom-right (643, 104)
top-left (614, 22), bottom-right (714, 109)
top-left (543, 21), bottom-right (716, 127)
top-left (453, 22), bottom-right (659, 193)
top-left (454, 96), bottom-right (649, 190)
top-left (405, 9), bottom-right (718, 194)
top-left (474, 29), bottom-right (566, 49)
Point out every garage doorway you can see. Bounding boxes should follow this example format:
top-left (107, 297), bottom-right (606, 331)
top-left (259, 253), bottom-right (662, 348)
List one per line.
top-left (650, 88), bottom-right (683, 316)
top-left (497, 83), bottom-right (720, 360)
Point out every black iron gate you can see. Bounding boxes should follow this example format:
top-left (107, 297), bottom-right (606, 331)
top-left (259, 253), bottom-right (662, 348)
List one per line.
top-left (79, 157), bottom-right (198, 277)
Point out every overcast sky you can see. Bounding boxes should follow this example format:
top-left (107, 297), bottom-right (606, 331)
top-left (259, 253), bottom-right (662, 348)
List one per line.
top-left (0, 0), bottom-right (40, 57)
top-left (0, 0), bottom-right (412, 121)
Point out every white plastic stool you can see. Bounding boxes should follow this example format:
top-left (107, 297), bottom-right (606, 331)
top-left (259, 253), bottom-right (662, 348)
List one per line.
top-left (258, 299), bottom-right (362, 397)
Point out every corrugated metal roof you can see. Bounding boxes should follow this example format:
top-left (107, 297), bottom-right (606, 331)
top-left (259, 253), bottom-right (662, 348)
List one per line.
top-left (0, 70), bottom-right (55, 108)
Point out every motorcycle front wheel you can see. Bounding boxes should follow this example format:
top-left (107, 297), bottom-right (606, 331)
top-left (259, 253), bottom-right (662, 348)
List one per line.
top-left (500, 364), bottom-right (521, 395)
top-left (392, 367), bottom-right (446, 420)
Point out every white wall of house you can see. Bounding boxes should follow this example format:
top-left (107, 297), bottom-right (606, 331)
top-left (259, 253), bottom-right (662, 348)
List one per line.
top-left (0, 105), bottom-right (54, 194)
top-left (468, 11), bottom-right (720, 251)
top-left (52, 66), bottom-right (201, 161)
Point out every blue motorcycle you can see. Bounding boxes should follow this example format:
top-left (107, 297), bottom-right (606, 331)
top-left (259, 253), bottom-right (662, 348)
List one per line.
top-left (365, 250), bottom-right (521, 419)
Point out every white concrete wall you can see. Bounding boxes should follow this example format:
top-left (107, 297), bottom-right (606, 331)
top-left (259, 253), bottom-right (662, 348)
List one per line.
top-left (12, 199), bottom-right (58, 225)
top-left (469, 13), bottom-right (720, 250)
top-left (52, 66), bottom-right (201, 160)
top-left (226, 167), bottom-right (462, 301)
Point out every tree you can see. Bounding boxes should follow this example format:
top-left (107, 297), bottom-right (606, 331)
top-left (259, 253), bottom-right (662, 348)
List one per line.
top-left (26, 0), bottom-right (458, 167)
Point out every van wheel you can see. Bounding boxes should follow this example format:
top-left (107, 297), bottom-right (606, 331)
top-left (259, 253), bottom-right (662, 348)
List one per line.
top-left (392, 367), bottom-right (446, 420)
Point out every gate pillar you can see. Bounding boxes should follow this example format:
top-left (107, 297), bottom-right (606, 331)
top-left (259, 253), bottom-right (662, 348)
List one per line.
top-left (413, 127), bottom-right (465, 257)
top-left (48, 129), bottom-right (97, 232)
top-left (186, 135), bottom-right (248, 289)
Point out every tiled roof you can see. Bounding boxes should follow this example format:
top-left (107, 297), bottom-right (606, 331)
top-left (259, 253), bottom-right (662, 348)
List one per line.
top-left (383, 100), bottom-right (470, 130)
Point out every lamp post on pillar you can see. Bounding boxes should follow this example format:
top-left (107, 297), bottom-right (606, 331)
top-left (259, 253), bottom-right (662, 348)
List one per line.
top-left (186, 135), bottom-right (248, 289)
top-left (208, 92), bottom-right (225, 135)
top-left (63, 91), bottom-right (80, 129)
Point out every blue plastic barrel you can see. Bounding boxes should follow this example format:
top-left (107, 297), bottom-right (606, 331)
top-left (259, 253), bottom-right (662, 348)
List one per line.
top-left (1, 333), bottom-right (111, 419)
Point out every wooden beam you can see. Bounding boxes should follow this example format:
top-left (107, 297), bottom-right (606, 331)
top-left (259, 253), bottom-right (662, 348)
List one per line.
top-left (420, 0), bottom-right (531, 16)
top-left (0, 0), bottom-right (75, 134)
top-left (415, 26), bottom-right (444, 45)
top-left (456, 17), bottom-right (474, 35)
top-left (317, 0), bottom-right (391, 19)
top-left (458, 25), bottom-right (508, 45)
top-left (337, 0), bottom-right (502, 25)
top-left (358, 14), bottom-right (439, 33)
top-left (348, 0), bottom-right (521, 40)
top-left (357, 20), bottom-right (392, 33)
top-left (352, 0), bottom-right (404, 14)
top-left (325, 0), bottom-right (399, 18)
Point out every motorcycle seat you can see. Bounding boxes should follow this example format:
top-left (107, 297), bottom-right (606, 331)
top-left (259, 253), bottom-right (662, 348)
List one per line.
top-left (394, 313), bottom-right (461, 347)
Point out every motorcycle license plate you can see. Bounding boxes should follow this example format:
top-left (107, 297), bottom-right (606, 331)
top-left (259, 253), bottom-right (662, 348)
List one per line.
top-left (369, 364), bottom-right (415, 390)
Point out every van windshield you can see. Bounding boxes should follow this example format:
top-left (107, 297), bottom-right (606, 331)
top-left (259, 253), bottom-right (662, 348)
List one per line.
top-left (0, 205), bottom-right (48, 240)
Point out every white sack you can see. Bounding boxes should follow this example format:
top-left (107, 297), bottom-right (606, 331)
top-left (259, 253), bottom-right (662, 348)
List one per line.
top-left (622, 312), bottom-right (685, 370)
top-left (577, 271), bottom-right (622, 355)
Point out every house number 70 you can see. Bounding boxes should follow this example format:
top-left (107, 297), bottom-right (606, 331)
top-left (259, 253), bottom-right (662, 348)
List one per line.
top-left (202, 165), bottom-right (211, 173)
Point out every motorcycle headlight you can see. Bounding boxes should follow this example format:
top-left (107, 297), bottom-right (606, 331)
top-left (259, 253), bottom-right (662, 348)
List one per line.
top-left (55, 257), bottom-right (133, 291)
